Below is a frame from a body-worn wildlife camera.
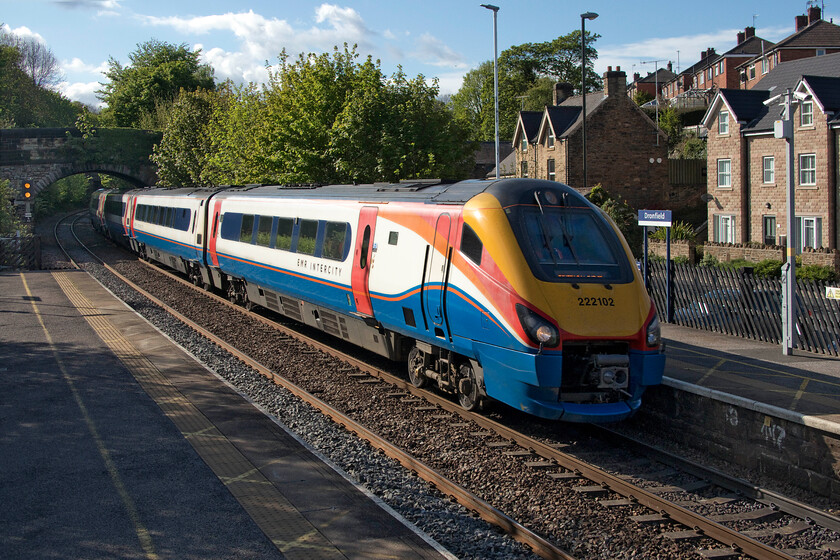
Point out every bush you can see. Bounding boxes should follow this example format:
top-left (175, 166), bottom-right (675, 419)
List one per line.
top-left (754, 259), bottom-right (783, 278)
top-left (797, 264), bottom-right (837, 282)
top-left (648, 220), bottom-right (695, 242)
top-left (699, 252), bottom-right (718, 267)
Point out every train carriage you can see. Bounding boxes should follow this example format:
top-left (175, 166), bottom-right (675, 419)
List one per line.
top-left (94, 178), bottom-right (665, 423)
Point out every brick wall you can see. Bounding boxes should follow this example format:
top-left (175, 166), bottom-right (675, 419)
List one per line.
top-left (706, 107), bottom-right (745, 242)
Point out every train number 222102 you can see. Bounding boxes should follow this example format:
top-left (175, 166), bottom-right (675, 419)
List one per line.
top-left (577, 297), bottom-right (616, 307)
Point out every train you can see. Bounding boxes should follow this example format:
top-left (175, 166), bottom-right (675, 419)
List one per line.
top-left (90, 178), bottom-right (665, 423)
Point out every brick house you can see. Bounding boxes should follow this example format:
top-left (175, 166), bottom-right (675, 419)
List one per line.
top-left (512, 67), bottom-right (669, 210)
top-left (701, 52), bottom-right (840, 251)
top-left (738, 7), bottom-right (840, 90)
top-left (662, 28), bottom-right (773, 107)
top-left (628, 64), bottom-right (676, 103)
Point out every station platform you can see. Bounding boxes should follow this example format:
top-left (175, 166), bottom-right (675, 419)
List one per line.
top-left (0, 270), bottom-right (451, 560)
top-left (659, 322), bottom-right (840, 433)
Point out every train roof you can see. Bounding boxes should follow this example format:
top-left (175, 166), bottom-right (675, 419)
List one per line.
top-left (129, 178), bottom-right (591, 207)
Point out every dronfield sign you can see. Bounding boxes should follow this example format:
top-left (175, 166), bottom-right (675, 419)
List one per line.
top-left (637, 209), bottom-right (673, 228)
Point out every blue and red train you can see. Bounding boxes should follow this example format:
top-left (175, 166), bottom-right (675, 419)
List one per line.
top-left (90, 178), bottom-right (665, 422)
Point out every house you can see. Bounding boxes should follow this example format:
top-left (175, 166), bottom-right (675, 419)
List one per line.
top-left (701, 52), bottom-right (840, 251)
top-left (512, 67), bottom-right (669, 210)
top-left (738, 6), bottom-right (840, 90)
top-left (628, 64), bottom-right (677, 103)
top-left (662, 28), bottom-right (773, 108)
top-left (471, 140), bottom-right (514, 179)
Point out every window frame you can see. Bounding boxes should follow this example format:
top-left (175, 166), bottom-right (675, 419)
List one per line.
top-left (799, 153), bottom-right (816, 186)
top-left (714, 214), bottom-right (736, 244)
top-left (547, 158), bottom-right (556, 182)
top-left (762, 215), bottom-right (776, 246)
top-left (800, 101), bottom-right (813, 127)
top-left (762, 156), bottom-right (775, 184)
top-left (717, 158), bottom-right (731, 188)
top-left (718, 110), bottom-right (729, 135)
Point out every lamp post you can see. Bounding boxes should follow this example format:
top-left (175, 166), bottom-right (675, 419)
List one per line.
top-left (580, 11), bottom-right (598, 190)
top-left (481, 4), bottom-right (500, 179)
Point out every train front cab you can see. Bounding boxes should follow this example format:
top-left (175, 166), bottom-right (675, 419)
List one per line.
top-left (460, 181), bottom-right (665, 423)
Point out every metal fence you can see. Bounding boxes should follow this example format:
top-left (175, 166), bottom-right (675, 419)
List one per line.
top-left (0, 235), bottom-right (41, 270)
top-left (647, 260), bottom-right (840, 356)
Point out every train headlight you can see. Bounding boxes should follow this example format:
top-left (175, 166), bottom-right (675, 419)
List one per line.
top-left (646, 312), bottom-right (661, 348)
top-left (516, 304), bottom-right (559, 348)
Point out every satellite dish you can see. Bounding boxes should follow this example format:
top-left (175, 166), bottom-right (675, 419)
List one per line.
top-left (701, 193), bottom-right (714, 202)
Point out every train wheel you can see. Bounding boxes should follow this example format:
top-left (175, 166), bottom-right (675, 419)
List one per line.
top-left (407, 346), bottom-right (428, 388)
top-left (458, 363), bottom-right (481, 411)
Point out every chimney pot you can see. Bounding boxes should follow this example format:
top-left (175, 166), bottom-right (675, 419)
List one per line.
top-left (808, 6), bottom-right (821, 24)
top-left (553, 82), bottom-right (574, 105)
top-left (603, 67), bottom-right (627, 97)
top-left (745, 26), bottom-right (755, 38)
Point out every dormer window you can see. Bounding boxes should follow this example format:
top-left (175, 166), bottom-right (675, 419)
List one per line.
top-left (718, 110), bottom-right (729, 135)
top-left (547, 129), bottom-right (555, 148)
top-left (520, 137), bottom-right (528, 152)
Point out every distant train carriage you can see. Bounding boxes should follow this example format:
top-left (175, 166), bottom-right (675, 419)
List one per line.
top-left (92, 178), bottom-right (665, 422)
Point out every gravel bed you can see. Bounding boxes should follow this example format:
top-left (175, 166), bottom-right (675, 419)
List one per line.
top-left (45, 216), bottom-right (840, 559)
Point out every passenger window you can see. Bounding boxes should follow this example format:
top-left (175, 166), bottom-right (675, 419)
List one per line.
top-left (461, 223), bottom-right (483, 265)
top-left (297, 219), bottom-right (318, 255)
top-left (256, 216), bottom-right (273, 247)
top-left (323, 222), bottom-right (348, 261)
top-left (275, 217), bottom-right (294, 251)
top-left (360, 225), bottom-right (371, 269)
top-left (240, 214), bottom-right (254, 243)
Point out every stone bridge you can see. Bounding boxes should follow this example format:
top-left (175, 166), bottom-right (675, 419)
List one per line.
top-left (0, 127), bottom-right (161, 216)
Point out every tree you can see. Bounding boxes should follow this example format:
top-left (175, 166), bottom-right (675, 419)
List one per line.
top-left (0, 28), bottom-right (63, 88)
top-left (152, 88), bottom-right (219, 187)
top-left (449, 29), bottom-right (601, 142)
top-left (0, 179), bottom-right (24, 234)
top-left (98, 39), bottom-right (215, 128)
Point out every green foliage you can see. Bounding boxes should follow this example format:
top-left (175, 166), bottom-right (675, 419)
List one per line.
top-left (658, 107), bottom-right (681, 151)
top-left (192, 45), bottom-right (472, 185)
top-left (699, 252), bottom-right (719, 267)
top-left (32, 174), bottom-right (92, 220)
top-left (0, 179), bottom-right (24, 234)
top-left (98, 39), bottom-right (215, 128)
top-left (648, 220), bottom-right (695, 241)
top-left (797, 264), bottom-right (837, 282)
top-left (753, 259), bottom-right (783, 278)
top-left (0, 43), bottom-right (81, 127)
top-left (152, 88), bottom-right (219, 187)
top-left (585, 184), bottom-right (641, 256)
top-left (449, 30), bottom-right (600, 142)
top-left (633, 90), bottom-right (654, 106)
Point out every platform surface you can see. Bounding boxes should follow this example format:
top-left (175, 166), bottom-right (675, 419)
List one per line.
top-left (0, 270), bottom-right (450, 560)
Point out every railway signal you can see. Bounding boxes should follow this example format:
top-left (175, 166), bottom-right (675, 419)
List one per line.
top-left (23, 182), bottom-right (31, 198)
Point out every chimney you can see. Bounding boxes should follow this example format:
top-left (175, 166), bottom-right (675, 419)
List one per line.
top-left (634, 72), bottom-right (640, 82)
top-left (667, 61), bottom-right (673, 72)
top-left (745, 26), bottom-right (755, 39)
top-left (737, 31), bottom-right (745, 44)
top-left (808, 6), bottom-right (821, 24)
top-left (553, 82), bottom-right (574, 105)
top-left (604, 66), bottom-right (626, 97)
top-left (796, 14), bottom-right (808, 31)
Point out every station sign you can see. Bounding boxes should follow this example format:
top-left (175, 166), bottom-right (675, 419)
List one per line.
top-left (637, 209), bottom-right (672, 227)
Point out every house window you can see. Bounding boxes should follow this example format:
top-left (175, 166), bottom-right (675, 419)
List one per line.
top-left (761, 58), bottom-right (769, 74)
top-left (816, 49), bottom-right (826, 56)
top-left (763, 216), bottom-right (776, 245)
top-left (520, 137), bottom-right (528, 152)
top-left (521, 161), bottom-right (528, 178)
top-left (699, 73), bottom-right (704, 86)
top-left (800, 101), bottom-right (813, 126)
top-left (714, 215), bottom-right (736, 244)
top-left (749, 65), bottom-right (756, 80)
top-left (547, 159), bottom-right (555, 181)
top-left (795, 216), bottom-right (823, 251)
top-left (799, 154), bottom-right (816, 185)
top-left (762, 156), bottom-right (775, 184)
top-left (547, 129), bottom-right (555, 148)
top-left (718, 110), bottom-right (729, 135)
top-left (717, 159), bottom-right (731, 187)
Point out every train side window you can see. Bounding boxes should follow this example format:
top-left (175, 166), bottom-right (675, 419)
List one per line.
top-left (275, 217), bottom-right (294, 251)
top-left (255, 215), bottom-right (273, 247)
top-left (359, 225), bottom-right (371, 269)
top-left (239, 214), bottom-right (255, 243)
top-left (153, 206), bottom-right (161, 225)
top-left (297, 219), bottom-right (318, 255)
top-left (165, 207), bottom-right (174, 228)
top-left (461, 223), bottom-right (483, 266)
top-left (323, 221), bottom-right (349, 261)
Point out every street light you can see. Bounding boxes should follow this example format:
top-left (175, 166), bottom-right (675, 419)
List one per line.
top-left (481, 4), bottom-right (500, 179)
top-left (580, 11), bottom-right (598, 190)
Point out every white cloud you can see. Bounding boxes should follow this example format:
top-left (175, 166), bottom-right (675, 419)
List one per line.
top-left (414, 33), bottom-right (466, 69)
top-left (59, 81), bottom-right (103, 108)
top-left (2, 24), bottom-right (48, 44)
top-left (62, 57), bottom-right (108, 75)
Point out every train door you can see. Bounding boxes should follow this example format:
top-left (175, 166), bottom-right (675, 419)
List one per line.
top-left (123, 195), bottom-right (136, 238)
top-left (206, 199), bottom-right (223, 268)
top-left (352, 206), bottom-right (378, 317)
top-left (424, 213), bottom-right (452, 339)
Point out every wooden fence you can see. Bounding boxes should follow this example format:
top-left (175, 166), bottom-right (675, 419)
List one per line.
top-left (647, 260), bottom-right (840, 356)
top-left (0, 235), bottom-right (41, 270)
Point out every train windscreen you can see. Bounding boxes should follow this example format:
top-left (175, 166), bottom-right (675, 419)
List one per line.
top-left (509, 205), bottom-right (633, 284)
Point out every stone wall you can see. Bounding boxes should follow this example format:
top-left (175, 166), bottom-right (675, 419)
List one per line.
top-left (649, 240), bottom-right (840, 271)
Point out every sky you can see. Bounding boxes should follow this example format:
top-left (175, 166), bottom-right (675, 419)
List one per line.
top-left (1, 0), bottom-right (837, 108)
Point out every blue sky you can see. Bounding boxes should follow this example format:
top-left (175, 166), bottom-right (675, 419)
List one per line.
top-left (1, 0), bottom-right (835, 108)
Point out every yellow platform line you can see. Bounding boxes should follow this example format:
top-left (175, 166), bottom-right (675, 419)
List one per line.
top-left (50, 272), bottom-right (345, 560)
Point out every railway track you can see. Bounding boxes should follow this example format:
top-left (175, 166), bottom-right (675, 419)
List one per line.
top-left (55, 213), bottom-right (840, 560)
